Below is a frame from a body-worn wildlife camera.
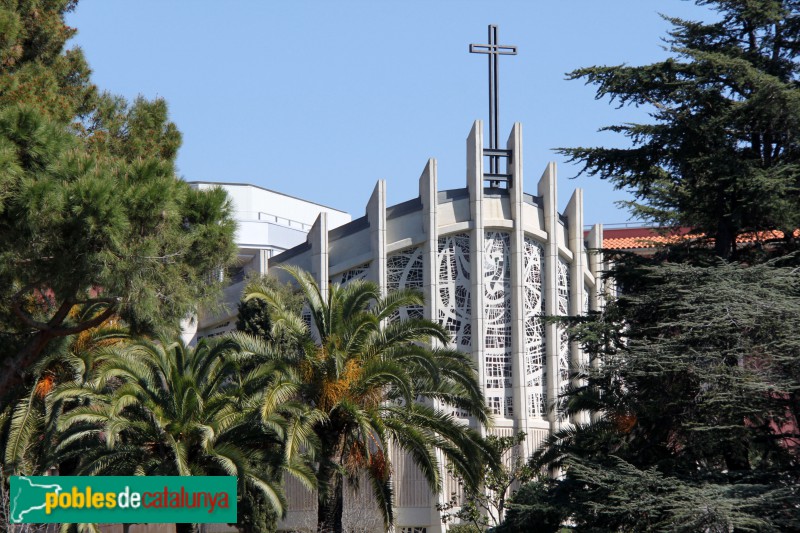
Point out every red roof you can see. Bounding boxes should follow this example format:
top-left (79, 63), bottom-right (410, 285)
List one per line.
top-left (586, 227), bottom-right (799, 251)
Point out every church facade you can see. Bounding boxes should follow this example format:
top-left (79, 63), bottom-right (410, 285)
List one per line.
top-left (268, 120), bottom-right (604, 532)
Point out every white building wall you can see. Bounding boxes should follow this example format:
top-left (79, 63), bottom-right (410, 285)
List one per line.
top-left (188, 182), bottom-right (352, 342)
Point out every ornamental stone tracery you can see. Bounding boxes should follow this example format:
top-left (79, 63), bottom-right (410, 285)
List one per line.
top-left (336, 263), bottom-right (370, 287)
top-left (250, 117), bottom-right (606, 533)
top-left (483, 231), bottom-right (513, 418)
top-left (523, 237), bottom-right (546, 418)
top-left (437, 233), bottom-right (472, 351)
top-left (386, 248), bottom-right (424, 321)
top-left (583, 283), bottom-right (590, 315)
top-left (557, 258), bottom-right (571, 403)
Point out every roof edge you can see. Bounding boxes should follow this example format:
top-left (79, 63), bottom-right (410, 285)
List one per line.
top-left (187, 181), bottom-right (350, 215)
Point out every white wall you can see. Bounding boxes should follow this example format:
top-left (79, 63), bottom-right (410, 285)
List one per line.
top-left (190, 182), bottom-right (351, 249)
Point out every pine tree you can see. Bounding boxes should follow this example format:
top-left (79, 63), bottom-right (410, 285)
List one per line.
top-left (0, 1), bottom-right (238, 400)
top-left (0, 105), bottom-right (237, 400)
top-left (0, 0), bottom-right (97, 123)
top-left (560, 0), bottom-right (800, 258)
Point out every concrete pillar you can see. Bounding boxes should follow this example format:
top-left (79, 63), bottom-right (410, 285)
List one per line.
top-left (467, 120), bottom-right (486, 434)
top-left (538, 162), bottom-right (560, 434)
top-left (366, 180), bottom-right (387, 296)
top-left (586, 224), bottom-right (603, 312)
top-left (506, 123), bottom-right (530, 447)
top-left (586, 223), bottom-right (603, 424)
top-left (566, 189), bottom-right (588, 425)
top-left (310, 212), bottom-right (329, 300)
top-left (420, 159), bottom-right (439, 324)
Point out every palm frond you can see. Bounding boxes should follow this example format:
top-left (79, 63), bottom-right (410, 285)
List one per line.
top-left (369, 467), bottom-right (394, 528)
top-left (4, 387), bottom-right (43, 474)
top-left (260, 375), bottom-right (301, 420)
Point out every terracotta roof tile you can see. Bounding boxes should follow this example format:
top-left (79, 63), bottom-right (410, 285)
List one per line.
top-left (592, 227), bottom-right (800, 251)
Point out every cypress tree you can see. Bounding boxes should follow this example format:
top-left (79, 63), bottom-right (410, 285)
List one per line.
top-left (512, 257), bottom-right (800, 532)
top-left (509, 2), bottom-right (800, 531)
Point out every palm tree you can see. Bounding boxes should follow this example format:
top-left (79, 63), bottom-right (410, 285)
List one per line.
top-left (55, 336), bottom-right (317, 531)
top-left (243, 266), bottom-right (493, 533)
top-left (2, 304), bottom-right (127, 477)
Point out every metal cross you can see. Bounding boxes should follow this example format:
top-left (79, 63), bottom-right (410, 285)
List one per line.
top-left (470, 25), bottom-right (517, 174)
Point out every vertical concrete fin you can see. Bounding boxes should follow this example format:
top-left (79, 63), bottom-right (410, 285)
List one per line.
top-left (418, 157), bottom-right (446, 530)
top-left (258, 249), bottom-right (269, 276)
top-left (367, 179), bottom-right (387, 295)
top-left (587, 223), bottom-right (603, 312)
top-left (420, 159), bottom-right (438, 324)
top-left (587, 223), bottom-right (603, 423)
top-left (467, 119), bottom-right (484, 208)
top-left (539, 162), bottom-right (560, 433)
top-left (537, 161), bottom-right (557, 217)
top-left (507, 123), bottom-right (529, 442)
top-left (566, 188), bottom-right (589, 425)
top-left (310, 211), bottom-right (329, 300)
top-left (566, 188), bottom-right (585, 318)
top-left (507, 122), bottom-right (524, 206)
top-left (467, 120), bottom-right (486, 436)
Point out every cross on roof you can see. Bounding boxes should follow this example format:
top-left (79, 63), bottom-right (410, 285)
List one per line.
top-left (470, 25), bottom-right (517, 175)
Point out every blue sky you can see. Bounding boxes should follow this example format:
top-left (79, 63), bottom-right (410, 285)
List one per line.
top-left (66, 1), bottom-right (712, 226)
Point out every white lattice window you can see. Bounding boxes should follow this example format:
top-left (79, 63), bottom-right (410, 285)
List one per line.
top-left (301, 307), bottom-right (312, 331)
top-left (483, 231), bottom-right (512, 411)
top-left (488, 396), bottom-right (502, 416)
top-left (584, 283), bottom-right (591, 314)
top-left (529, 392), bottom-right (546, 420)
top-left (386, 248), bottom-right (424, 321)
top-left (557, 259), bottom-right (571, 397)
top-left (523, 237), bottom-right (546, 418)
top-left (437, 233), bottom-right (471, 349)
top-left (334, 262), bottom-right (370, 287)
top-left (400, 528), bottom-right (427, 533)
top-left (485, 354), bottom-right (512, 389)
top-left (451, 406), bottom-right (471, 418)
top-left (505, 395), bottom-right (514, 418)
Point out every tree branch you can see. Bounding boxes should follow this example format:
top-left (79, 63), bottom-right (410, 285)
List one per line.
top-left (50, 300), bottom-right (120, 336)
top-left (10, 282), bottom-right (52, 331)
top-left (1, 288), bottom-right (121, 400)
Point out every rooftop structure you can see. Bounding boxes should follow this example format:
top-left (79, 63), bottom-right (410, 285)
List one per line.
top-left (186, 182), bottom-right (351, 343)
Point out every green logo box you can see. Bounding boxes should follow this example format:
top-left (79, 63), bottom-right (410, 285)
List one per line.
top-left (10, 476), bottom-right (237, 524)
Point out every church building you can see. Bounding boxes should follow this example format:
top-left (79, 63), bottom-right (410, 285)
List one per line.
top-left (190, 25), bottom-right (610, 532)
top-left (266, 119), bottom-right (604, 532)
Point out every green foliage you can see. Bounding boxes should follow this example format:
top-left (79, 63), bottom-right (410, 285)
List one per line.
top-left (237, 297), bottom-right (272, 338)
top-left (0, 104), bottom-right (237, 400)
top-left (237, 485), bottom-right (278, 533)
top-left (237, 274), bottom-right (303, 354)
top-left (438, 431), bottom-right (534, 530)
top-left (493, 479), bottom-right (568, 533)
top-left (520, 257), bottom-right (800, 532)
top-left (512, 4), bottom-right (800, 528)
top-left (0, 0), bottom-right (238, 402)
top-left (0, 0), bottom-right (96, 123)
top-left (447, 524), bottom-right (482, 533)
top-left (1, 317), bottom-right (127, 476)
top-left (559, 0), bottom-right (800, 258)
top-left (82, 93), bottom-right (182, 164)
top-left (244, 267), bottom-right (494, 533)
top-left (54, 337), bottom-right (316, 518)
